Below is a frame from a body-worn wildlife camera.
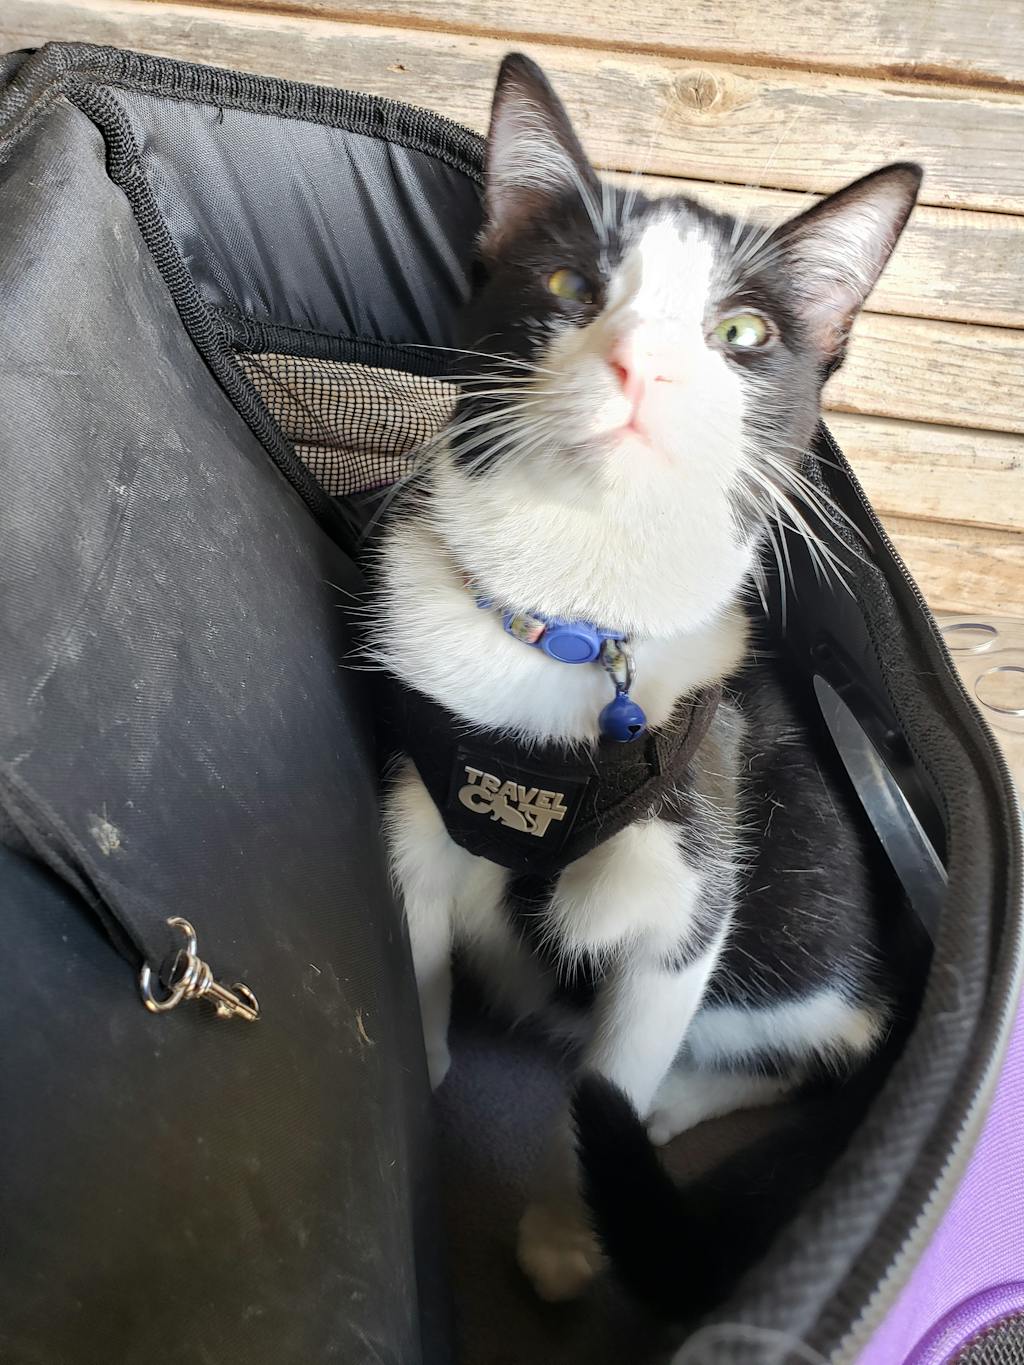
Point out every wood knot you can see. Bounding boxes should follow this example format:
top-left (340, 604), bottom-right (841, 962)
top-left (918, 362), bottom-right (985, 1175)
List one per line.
top-left (670, 70), bottom-right (730, 117)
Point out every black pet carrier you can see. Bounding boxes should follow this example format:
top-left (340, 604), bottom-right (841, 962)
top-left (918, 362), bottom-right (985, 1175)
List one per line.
top-left (0, 42), bottom-right (1021, 1365)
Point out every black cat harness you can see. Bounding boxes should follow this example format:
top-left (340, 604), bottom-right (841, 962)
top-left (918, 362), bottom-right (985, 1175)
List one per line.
top-left (392, 594), bottom-right (722, 876)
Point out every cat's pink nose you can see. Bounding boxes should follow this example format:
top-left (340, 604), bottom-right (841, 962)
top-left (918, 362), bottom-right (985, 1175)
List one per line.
top-left (607, 334), bottom-right (671, 422)
top-left (609, 358), bottom-right (631, 390)
top-left (607, 339), bottom-right (646, 414)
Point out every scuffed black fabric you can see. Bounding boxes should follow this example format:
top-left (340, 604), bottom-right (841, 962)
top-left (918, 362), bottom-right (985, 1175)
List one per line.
top-left (393, 681), bottom-right (722, 875)
top-left (0, 98), bottom-right (446, 1365)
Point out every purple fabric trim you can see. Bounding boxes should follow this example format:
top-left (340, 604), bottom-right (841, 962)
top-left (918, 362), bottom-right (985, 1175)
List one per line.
top-left (858, 989), bottom-right (1024, 1364)
top-left (906, 1283), bottom-right (1024, 1365)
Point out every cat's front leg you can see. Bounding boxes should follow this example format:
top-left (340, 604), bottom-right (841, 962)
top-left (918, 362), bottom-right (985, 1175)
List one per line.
top-left (518, 950), bottom-right (722, 1300)
top-left (385, 760), bottom-right (466, 1089)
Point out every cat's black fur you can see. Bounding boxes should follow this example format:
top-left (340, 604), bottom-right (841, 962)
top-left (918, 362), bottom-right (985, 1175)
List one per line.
top-left (574, 651), bottom-right (930, 1317)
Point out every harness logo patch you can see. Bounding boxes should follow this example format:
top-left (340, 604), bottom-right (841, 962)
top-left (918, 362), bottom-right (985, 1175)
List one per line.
top-left (457, 766), bottom-right (569, 839)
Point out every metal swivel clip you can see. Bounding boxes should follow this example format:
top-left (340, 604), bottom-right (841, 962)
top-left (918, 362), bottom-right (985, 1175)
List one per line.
top-left (139, 916), bottom-right (260, 1022)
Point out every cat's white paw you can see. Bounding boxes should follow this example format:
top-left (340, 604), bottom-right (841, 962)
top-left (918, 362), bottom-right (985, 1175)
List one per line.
top-left (517, 1201), bottom-right (603, 1302)
top-left (426, 1041), bottom-right (451, 1091)
top-left (646, 1107), bottom-right (680, 1147)
top-left (647, 1069), bottom-right (788, 1144)
top-left (646, 1072), bottom-right (703, 1144)
top-left (646, 1090), bottom-right (705, 1145)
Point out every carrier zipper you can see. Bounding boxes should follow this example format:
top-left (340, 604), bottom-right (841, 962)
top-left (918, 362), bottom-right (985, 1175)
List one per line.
top-left (814, 426), bottom-right (1024, 1363)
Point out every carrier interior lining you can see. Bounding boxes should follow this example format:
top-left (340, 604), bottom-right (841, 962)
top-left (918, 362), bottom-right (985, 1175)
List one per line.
top-left (236, 351), bottom-right (457, 497)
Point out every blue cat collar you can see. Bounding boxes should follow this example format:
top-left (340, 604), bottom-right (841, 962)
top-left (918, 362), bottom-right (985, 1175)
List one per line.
top-left (473, 592), bottom-right (646, 742)
top-left (517, 612), bottom-right (622, 664)
top-left (474, 595), bottom-right (623, 663)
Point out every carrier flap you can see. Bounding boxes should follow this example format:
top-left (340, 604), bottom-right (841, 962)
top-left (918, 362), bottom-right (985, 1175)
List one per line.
top-left (0, 75), bottom-right (445, 1365)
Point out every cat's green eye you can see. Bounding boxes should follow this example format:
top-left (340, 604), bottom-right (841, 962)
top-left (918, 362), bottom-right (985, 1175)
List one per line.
top-left (713, 312), bottom-right (772, 349)
top-left (547, 268), bottom-right (595, 305)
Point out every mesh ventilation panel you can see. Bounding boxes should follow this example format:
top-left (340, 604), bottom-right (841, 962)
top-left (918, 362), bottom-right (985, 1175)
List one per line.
top-left (955, 1316), bottom-right (1024, 1363)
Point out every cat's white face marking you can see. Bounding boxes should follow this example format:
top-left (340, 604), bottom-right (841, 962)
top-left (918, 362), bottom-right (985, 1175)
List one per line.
top-left (544, 216), bottom-right (746, 464)
top-left (433, 212), bottom-right (756, 638)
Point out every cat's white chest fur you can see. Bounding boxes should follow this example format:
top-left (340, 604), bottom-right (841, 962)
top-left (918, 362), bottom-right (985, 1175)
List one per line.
top-left (373, 514), bottom-right (748, 745)
top-left (546, 819), bottom-right (710, 964)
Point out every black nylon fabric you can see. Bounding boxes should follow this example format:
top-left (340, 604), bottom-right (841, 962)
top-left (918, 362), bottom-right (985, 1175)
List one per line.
top-left (394, 681), bottom-right (722, 875)
top-left (115, 87), bottom-right (482, 354)
top-left (0, 96), bottom-right (445, 1365)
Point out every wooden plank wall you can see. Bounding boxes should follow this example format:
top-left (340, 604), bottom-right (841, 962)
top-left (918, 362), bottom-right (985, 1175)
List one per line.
top-left (3, 0), bottom-right (1022, 615)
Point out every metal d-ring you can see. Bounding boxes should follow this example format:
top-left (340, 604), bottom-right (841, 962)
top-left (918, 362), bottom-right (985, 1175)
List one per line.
top-left (139, 916), bottom-right (260, 1022)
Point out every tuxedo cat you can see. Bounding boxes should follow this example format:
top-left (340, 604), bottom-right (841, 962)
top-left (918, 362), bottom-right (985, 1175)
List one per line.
top-left (370, 52), bottom-right (920, 1306)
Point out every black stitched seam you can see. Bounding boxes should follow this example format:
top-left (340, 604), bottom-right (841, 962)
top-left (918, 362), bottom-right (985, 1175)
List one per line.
top-left (98, 66), bottom-right (485, 183)
top-left (1, 42), bottom-right (485, 183)
top-left (66, 75), bottom-right (353, 548)
top-left (215, 310), bottom-right (456, 378)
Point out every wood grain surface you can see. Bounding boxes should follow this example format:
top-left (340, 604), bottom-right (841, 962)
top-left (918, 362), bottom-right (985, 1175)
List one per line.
top-left (1, 0), bottom-right (1021, 613)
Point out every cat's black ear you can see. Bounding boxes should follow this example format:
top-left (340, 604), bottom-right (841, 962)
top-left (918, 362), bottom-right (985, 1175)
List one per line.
top-left (775, 163), bottom-right (922, 365)
top-left (481, 53), bottom-right (599, 256)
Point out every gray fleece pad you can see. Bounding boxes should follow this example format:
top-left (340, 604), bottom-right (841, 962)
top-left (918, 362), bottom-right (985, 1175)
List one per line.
top-left (437, 1012), bottom-right (790, 1365)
